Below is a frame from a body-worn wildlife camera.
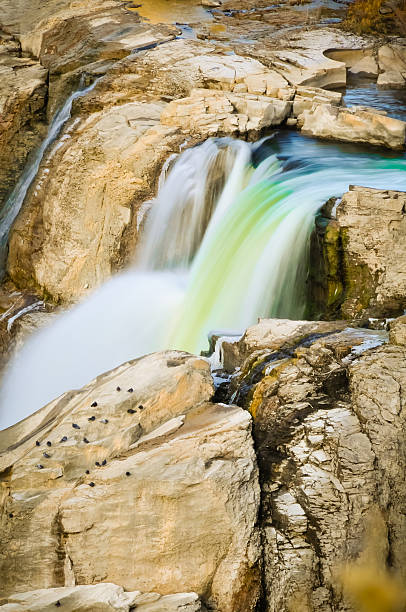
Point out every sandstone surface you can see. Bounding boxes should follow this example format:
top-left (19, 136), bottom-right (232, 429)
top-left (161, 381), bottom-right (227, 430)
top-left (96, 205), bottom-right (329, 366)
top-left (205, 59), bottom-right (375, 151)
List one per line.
top-left (300, 103), bottom-right (406, 150)
top-left (0, 34), bottom-right (48, 209)
top-left (310, 186), bottom-right (406, 319)
top-left (0, 351), bottom-right (260, 612)
top-left (225, 318), bottom-right (406, 611)
top-left (0, 585), bottom-right (204, 612)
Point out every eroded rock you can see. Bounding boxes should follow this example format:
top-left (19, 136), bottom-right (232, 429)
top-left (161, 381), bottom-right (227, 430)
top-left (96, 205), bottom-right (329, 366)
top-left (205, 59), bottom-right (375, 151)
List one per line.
top-left (311, 186), bottom-right (406, 319)
top-left (0, 584), bottom-right (204, 611)
top-left (0, 351), bottom-right (260, 612)
top-left (300, 103), bottom-right (406, 150)
top-left (226, 318), bottom-right (406, 611)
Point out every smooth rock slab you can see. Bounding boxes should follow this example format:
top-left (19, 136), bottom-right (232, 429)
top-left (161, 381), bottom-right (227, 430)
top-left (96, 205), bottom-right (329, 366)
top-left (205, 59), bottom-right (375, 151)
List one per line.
top-left (0, 584), bottom-right (204, 611)
top-left (300, 103), bottom-right (406, 150)
top-left (0, 351), bottom-right (260, 612)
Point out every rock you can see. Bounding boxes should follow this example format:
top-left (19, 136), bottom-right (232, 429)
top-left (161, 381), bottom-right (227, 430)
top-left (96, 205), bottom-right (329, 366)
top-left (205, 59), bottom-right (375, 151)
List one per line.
top-left (377, 70), bottom-right (406, 89)
top-left (0, 584), bottom-right (205, 611)
top-left (221, 318), bottom-right (350, 371)
top-left (161, 88), bottom-right (291, 138)
top-left (227, 319), bottom-right (406, 611)
top-left (1, 0), bottom-right (176, 115)
top-left (377, 44), bottom-right (406, 90)
top-left (0, 351), bottom-right (260, 612)
top-left (349, 54), bottom-right (379, 78)
top-left (7, 102), bottom-right (186, 303)
top-left (300, 103), bottom-right (406, 150)
top-left (310, 186), bottom-right (406, 320)
top-left (0, 37), bottom-right (48, 209)
top-left (389, 314), bottom-right (406, 346)
top-left (292, 86), bottom-right (342, 118)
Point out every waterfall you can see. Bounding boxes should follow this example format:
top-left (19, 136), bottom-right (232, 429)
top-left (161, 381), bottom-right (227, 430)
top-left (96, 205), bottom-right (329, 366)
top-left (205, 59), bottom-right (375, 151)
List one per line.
top-left (0, 134), bottom-right (405, 429)
top-left (0, 78), bottom-right (99, 272)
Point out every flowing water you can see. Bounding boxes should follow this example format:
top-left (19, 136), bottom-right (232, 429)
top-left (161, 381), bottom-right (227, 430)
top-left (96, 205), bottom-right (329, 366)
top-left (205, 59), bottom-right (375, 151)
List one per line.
top-left (1, 131), bottom-right (405, 429)
top-left (0, 79), bottom-right (99, 273)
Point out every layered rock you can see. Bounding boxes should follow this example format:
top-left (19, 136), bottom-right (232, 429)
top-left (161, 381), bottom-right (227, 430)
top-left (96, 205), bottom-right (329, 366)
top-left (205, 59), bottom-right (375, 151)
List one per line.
top-left (161, 88), bottom-right (291, 138)
top-left (7, 100), bottom-right (186, 303)
top-left (0, 352), bottom-right (260, 612)
top-left (225, 318), bottom-right (406, 611)
top-left (377, 44), bottom-right (406, 89)
top-left (310, 186), bottom-right (406, 319)
top-left (299, 103), bottom-right (406, 150)
top-left (0, 584), bottom-right (204, 612)
top-left (0, 33), bottom-right (48, 209)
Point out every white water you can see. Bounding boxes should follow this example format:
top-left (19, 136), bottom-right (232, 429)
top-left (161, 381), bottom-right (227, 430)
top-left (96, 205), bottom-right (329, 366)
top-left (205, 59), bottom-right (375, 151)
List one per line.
top-left (1, 135), bottom-right (405, 429)
top-left (0, 79), bottom-right (99, 270)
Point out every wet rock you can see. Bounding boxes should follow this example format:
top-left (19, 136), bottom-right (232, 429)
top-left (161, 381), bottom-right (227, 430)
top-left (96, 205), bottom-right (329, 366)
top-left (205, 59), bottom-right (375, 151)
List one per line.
top-left (0, 36), bottom-right (48, 210)
top-left (0, 351), bottom-right (260, 612)
top-left (0, 584), bottom-right (205, 611)
top-left (7, 102), bottom-right (186, 303)
top-left (231, 318), bottom-right (406, 611)
top-left (299, 103), bottom-right (406, 150)
top-left (310, 186), bottom-right (406, 320)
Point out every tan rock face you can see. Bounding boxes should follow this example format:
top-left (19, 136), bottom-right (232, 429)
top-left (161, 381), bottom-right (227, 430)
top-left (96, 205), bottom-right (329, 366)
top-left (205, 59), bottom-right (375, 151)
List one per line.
top-left (0, 351), bottom-right (261, 612)
top-left (227, 318), bottom-right (406, 611)
top-left (0, 584), bottom-right (205, 612)
top-left (311, 186), bottom-right (406, 320)
top-left (377, 44), bottom-right (406, 90)
top-left (161, 88), bottom-right (291, 138)
top-left (0, 36), bottom-right (48, 209)
top-left (7, 101), bottom-right (186, 303)
top-left (300, 103), bottom-right (406, 150)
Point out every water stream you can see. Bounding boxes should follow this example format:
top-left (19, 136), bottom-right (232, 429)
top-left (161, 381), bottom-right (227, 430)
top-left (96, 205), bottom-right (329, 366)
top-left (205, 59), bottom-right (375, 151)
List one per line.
top-left (0, 131), bottom-right (405, 429)
top-left (0, 79), bottom-right (99, 273)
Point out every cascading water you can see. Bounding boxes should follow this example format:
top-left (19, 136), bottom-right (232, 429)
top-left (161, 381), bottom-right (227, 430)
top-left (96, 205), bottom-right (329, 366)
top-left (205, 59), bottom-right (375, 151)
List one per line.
top-left (0, 78), bottom-right (99, 271)
top-left (0, 133), bottom-right (405, 429)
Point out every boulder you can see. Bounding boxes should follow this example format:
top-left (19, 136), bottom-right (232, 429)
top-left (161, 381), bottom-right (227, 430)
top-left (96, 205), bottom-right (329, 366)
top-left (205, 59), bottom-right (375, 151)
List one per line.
top-left (0, 584), bottom-right (204, 611)
top-left (310, 186), bottom-right (406, 319)
top-left (0, 351), bottom-right (260, 612)
top-left (226, 319), bottom-right (406, 611)
top-left (300, 103), bottom-right (406, 150)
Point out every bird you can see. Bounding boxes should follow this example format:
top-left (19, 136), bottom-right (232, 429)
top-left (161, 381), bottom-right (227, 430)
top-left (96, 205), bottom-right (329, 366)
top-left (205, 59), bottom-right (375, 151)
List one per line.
top-left (72, 423), bottom-right (80, 429)
top-left (127, 388), bottom-right (134, 393)
top-left (89, 482), bottom-right (95, 487)
top-left (95, 461), bottom-right (100, 467)
top-left (46, 441), bottom-right (52, 447)
top-left (100, 419), bottom-right (108, 424)
top-left (127, 408), bottom-right (136, 414)
top-left (85, 470), bottom-right (90, 474)
top-left (102, 459), bottom-right (107, 466)
top-left (88, 416), bottom-right (96, 422)
top-left (55, 602), bottom-right (61, 608)
top-left (83, 438), bottom-right (90, 444)
top-left (60, 436), bottom-right (67, 443)
top-left (8, 513), bottom-right (13, 518)
top-left (91, 401), bottom-right (98, 407)
top-left (37, 464), bottom-right (44, 469)
top-left (43, 452), bottom-right (51, 459)
top-left (138, 405), bottom-right (144, 410)
top-left (35, 441), bottom-right (40, 447)
top-left (116, 386), bottom-right (121, 391)
top-left (125, 471), bottom-right (131, 477)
